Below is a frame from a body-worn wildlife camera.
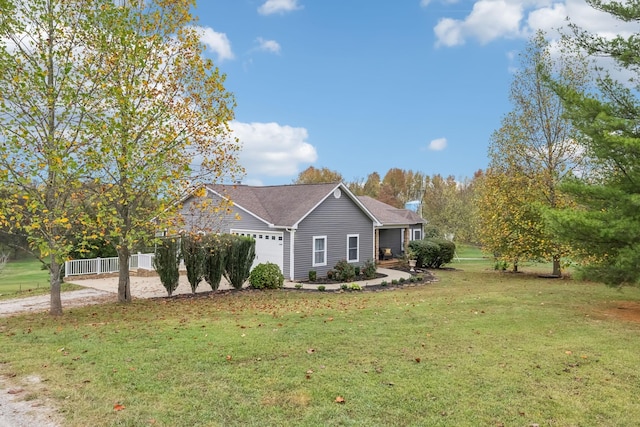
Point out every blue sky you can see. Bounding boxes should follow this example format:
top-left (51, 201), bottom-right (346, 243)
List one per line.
top-left (192, 0), bottom-right (624, 186)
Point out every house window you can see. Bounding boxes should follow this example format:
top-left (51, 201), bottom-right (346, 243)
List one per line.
top-left (313, 236), bottom-right (327, 267)
top-left (412, 229), bottom-right (422, 240)
top-left (347, 234), bottom-right (359, 262)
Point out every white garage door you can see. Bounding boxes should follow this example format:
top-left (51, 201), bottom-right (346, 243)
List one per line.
top-left (231, 229), bottom-right (284, 272)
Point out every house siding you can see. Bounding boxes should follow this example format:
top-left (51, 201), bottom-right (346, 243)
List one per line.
top-left (294, 194), bottom-right (374, 280)
top-left (181, 193), bottom-right (269, 233)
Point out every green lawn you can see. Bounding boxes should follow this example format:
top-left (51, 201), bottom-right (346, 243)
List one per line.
top-left (0, 257), bottom-right (80, 299)
top-left (1, 260), bottom-right (640, 426)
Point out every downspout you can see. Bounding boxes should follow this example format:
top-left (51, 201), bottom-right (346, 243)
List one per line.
top-left (286, 228), bottom-right (296, 281)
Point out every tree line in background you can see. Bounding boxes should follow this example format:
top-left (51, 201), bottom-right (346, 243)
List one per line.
top-left (295, 166), bottom-right (482, 246)
top-left (297, 0), bottom-right (640, 285)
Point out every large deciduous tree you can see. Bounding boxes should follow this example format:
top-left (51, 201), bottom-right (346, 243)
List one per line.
top-left (479, 32), bottom-right (589, 276)
top-left (550, 0), bottom-right (640, 285)
top-left (82, 0), bottom-right (241, 303)
top-left (294, 166), bottom-right (343, 184)
top-left (0, 0), bottom-right (105, 315)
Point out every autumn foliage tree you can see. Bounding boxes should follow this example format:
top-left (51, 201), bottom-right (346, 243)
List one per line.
top-left (80, 0), bottom-right (241, 303)
top-left (0, 0), bottom-right (107, 315)
top-left (294, 166), bottom-right (343, 184)
top-left (478, 32), bottom-right (589, 276)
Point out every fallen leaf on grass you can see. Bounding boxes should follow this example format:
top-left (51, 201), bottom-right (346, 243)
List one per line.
top-left (7, 388), bottom-right (23, 395)
top-left (565, 350), bottom-right (572, 355)
top-left (226, 355), bottom-right (232, 361)
top-left (415, 358), bottom-right (421, 363)
top-left (113, 404), bottom-right (125, 411)
top-left (306, 348), bottom-right (316, 354)
top-left (335, 396), bottom-right (345, 404)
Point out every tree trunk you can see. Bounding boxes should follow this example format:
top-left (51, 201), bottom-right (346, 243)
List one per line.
top-left (117, 246), bottom-right (132, 303)
top-left (552, 255), bottom-right (561, 277)
top-left (49, 256), bottom-right (63, 316)
top-left (512, 259), bottom-right (518, 273)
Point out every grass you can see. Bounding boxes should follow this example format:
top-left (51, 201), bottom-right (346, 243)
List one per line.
top-left (0, 256), bottom-right (81, 299)
top-left (2, 260), bottom-right (640, 426)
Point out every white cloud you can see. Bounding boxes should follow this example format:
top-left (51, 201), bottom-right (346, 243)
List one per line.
top-left (428, 137), bottom-right (448, 151)
top-left (231, 121), bottom-right (317, 177)
top-left (256, 37), bottom-right (281, 54)
top-left (258, 0), bottom-right (302, 15)
top-left (193, 26), bottom-right (234, 61)
top-left (435, 0), bottom-right (523, 47)
top-left (420, 0), bottom-right (431, 7)
top-left (433, 0), bottom-right (639, 48)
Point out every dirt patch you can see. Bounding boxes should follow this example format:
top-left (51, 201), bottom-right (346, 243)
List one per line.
top-left (0, 375), bottom-right (61, 427)
top-left (595, 301), bottom-right (640, 323)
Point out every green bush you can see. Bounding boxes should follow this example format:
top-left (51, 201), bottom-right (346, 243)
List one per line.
top-left (223, 235), bottom-right (256, 290)
top-left (318, 285), bottom-right (326, 291)
top-left (308, 270), bottom-right (317, 281)
top-left (362, 259), bottom-right (376, 279)
top-left (153, 237), bottom-right (180, 296)
top-left (203, 235), bottom-right (226, 291)
top-left (409, 239), bottom-right (456, 269)
top-left (409, 240), bottom-right (440, 268)
top-left (181, 234), bottom-right (205, 293)
top-left (333, 259), bottom-right (356, 282)
top-left (249, 262), bottom-right (284, 289)
top-left (430, 239), bottom-right (456, 266)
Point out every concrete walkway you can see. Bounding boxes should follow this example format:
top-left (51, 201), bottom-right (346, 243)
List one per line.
top-left (282, 267), bottom-right (412, 290)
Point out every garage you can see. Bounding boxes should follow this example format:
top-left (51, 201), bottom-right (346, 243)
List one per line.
top-left (231, 229), bottom-right (284, 273)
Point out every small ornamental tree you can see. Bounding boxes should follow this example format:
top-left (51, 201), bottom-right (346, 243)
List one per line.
top-left (249, 262), bottom-right (284, 289)
top-left (361, 259), bottom-right (377, 279)
top-left (181, 234), bottom-right (205, 293)
top-left (153, 238), bottom-right (181, 296)
top-left (203, 236), bottom-right (226, 291)
top-left (224, 235), bottom-right (255, 290)
top-left (333, 259), bottom-right (356, 282)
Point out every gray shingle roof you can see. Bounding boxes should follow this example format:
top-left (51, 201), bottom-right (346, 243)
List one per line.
top-left (206, 182), bottom-right (346, 227)
top-left (357, 196), bottom-right (426, 226)
top-left (204, 183), bottom-right (423, 228)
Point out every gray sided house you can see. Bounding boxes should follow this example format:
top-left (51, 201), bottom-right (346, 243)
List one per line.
top-left (180, 182), bottom-right (381, 281)
top-left (357, 196), bottom-right (426, 260)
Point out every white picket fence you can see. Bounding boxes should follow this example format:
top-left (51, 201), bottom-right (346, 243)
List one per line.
top-left (64, 253), bottom-right (155, 277)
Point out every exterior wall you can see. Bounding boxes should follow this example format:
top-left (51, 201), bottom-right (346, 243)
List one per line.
top-left (293, 194), bottom-right (374, 280)
top-left (378, 228), bottom-right (403, 259)
top-left (180, 194), bottom-right (268, 233)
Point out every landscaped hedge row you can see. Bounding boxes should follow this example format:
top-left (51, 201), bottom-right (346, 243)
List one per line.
top-left (408, 238), bottom-right (456, 269)
top-left (154, 234), bottom-right (258, 295)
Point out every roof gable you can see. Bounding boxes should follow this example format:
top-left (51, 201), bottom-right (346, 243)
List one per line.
top-left (206, 182), bottom-right (377, 228)
top-left (357, 196), bottom-right (426, 226)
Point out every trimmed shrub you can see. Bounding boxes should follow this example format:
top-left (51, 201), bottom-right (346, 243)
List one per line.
top-left (181, 234), bottom-right (206, 293)
top-left (308, 270), bottom-right (317, 281)
top-left (409, 239), bottom-right (440, 268)
top-left (362, 259), bottom-right (376, 279)
top-left (430, 238), bottom-right (455, 267)
top-left (334, 259), bottom-right (356, 282)
top-left (153, 237), bottom-right (180, 296)
top-left (203, 237), bottom-right (226, 291)
top-left (318, 285), bottom-right (326, 291)
top-left (249, 262), bottom-right (284, 289)
top-left (409, 239), bottom-right (456, 269)
top-left (224, 235), bottom-right (256, 289)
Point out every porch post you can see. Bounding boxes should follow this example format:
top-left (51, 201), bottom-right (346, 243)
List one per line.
top-left (404, 228), bottom-right (410, 255)
top-left (374, 228), bottom-right (380, 264)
